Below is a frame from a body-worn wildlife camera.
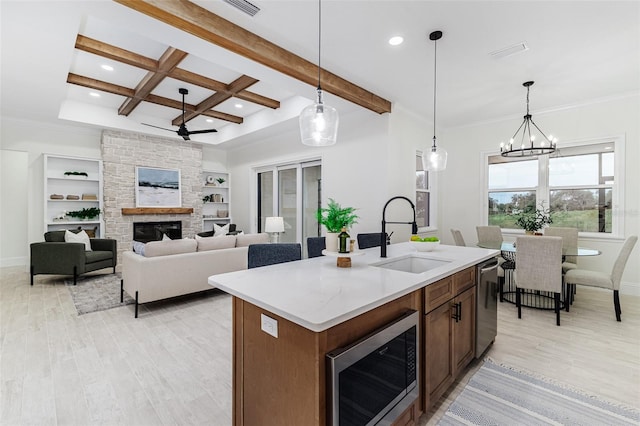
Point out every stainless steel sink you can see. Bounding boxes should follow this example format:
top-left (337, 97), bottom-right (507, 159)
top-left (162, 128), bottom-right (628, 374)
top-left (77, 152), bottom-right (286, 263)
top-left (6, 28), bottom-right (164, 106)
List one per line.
top-left (372, 255), bottom-right (451, 274)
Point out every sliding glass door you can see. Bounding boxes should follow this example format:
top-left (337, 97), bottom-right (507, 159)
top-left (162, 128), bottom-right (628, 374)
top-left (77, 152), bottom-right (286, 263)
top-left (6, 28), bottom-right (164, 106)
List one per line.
top-left (257, 160), bottom-right (321, 255)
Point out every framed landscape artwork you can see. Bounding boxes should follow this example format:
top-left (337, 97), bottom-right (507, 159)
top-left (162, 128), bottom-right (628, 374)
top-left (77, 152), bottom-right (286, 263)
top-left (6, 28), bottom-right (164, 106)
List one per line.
top-left (135, 166), bottom-right (181, 207)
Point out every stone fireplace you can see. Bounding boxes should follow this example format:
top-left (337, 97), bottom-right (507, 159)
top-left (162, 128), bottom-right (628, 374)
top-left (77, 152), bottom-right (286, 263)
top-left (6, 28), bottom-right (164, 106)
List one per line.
top-left (101, 130), bottom-right (203, 270)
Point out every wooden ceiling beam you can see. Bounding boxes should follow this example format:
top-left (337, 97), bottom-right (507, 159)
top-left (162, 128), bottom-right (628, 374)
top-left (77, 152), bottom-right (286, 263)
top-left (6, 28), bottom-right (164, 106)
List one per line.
top-left (66, 73), bottom-right (243, 124)
top-left (173, 75), bottom-right (257, 125)
top-left (113, 0), bottom-right (392, 114)
top-left (76, 35), bottom-right (280, 110)
top-left (118, 47), bottom-right (188, 116)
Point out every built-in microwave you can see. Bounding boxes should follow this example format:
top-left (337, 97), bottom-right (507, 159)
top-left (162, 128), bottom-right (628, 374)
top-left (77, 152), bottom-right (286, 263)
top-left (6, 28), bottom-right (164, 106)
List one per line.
top-left (326, 310), bottom-right (419, 426)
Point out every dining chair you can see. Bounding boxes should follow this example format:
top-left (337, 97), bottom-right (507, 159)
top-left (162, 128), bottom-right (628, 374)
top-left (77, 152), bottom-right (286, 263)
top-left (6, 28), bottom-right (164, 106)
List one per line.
top-left (565, 235), bottom-right (637, 322)
top-left (450, 229), bottom-right (466, 246)
top-left (357, 232), bottom-right (386, 249)
top-left (248, 243), bottom-right (302, 269)
top-left (544, 227), bottom-right (579, 272)
top-left (307, 237), bottom-right (325, 258)
top-left (514, 236), bottom-right (563, 326)
top-left (476, 225), bottom-right (503, 245)
top-left (476, 226), bottom-right (506, 300)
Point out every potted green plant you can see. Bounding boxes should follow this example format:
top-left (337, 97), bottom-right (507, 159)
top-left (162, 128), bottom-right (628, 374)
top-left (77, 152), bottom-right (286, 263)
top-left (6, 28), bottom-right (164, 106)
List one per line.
top-left (317, 198), bottom-right (359, 252)
top-left (513, 203), bottom-right (553, 234)
top-left (66, 207), bottom-right (101, 220)
top-left (215, 177), bottom-right (226, 186)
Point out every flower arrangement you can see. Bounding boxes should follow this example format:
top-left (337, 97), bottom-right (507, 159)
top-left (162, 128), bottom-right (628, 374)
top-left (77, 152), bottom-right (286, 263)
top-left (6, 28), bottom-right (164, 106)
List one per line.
top-left (513, 202), bottom-right (553, 233)
top-left (316, 198), bottom-right (359, 233)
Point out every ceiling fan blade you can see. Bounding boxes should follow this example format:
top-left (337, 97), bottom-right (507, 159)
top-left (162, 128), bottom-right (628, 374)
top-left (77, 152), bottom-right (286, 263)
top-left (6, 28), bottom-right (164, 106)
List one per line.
top-left (187, 128), bottom-right (218, 135)
top-left (182, 134), bottom-right (191, 141)
top-left (142, 123), bottom-right (175, 132)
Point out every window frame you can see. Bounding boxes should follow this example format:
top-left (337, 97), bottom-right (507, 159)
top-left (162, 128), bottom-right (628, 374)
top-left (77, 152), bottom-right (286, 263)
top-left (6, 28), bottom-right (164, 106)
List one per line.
top-left (481, 135), bottom-right (625, 240)
top-left (416, 150), bottom-right (439, 232)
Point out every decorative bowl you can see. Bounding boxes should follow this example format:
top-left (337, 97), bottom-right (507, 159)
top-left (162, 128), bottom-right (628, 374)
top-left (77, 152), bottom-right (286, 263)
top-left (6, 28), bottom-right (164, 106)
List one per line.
top-left (410, 240), bottom-right (440, 252)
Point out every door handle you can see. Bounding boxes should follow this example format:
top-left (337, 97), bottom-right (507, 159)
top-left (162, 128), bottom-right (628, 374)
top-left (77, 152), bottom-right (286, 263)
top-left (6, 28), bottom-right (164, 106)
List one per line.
top-left (451, 302), bottom-right (460, 322)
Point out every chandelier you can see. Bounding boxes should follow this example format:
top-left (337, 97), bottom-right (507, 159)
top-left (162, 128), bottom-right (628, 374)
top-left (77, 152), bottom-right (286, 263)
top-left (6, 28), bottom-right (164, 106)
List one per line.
top-left (500, 81), bottom-right (557, 158)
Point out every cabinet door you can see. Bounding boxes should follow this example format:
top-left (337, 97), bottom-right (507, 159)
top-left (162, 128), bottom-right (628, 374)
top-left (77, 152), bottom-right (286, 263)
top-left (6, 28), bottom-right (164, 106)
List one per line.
top-left (424, 301), bottom-right (454, 410)
top-left (452, 286), bottom-right (476, 375)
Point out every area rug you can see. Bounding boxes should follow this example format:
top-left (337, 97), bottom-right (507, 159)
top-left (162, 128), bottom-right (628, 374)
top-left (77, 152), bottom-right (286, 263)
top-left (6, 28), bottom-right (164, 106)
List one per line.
top-left (438, 359), bottom-right (639, 426)
top-left (65, 273), bottom-right (134, 315)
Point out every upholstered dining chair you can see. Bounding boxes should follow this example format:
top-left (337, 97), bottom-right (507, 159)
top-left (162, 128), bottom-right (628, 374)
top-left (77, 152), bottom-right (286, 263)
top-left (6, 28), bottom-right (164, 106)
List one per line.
top-left (544, 227), bottom-right (579, 273)
top-left (450, 229), bottom-right (466, 246)
top-left (248, 243), bottom-right (302, 269)
top-left (476, 225), bottom-right (503, 245)
top-left (476, 225), bottom-right (506, 300)
top-left (565, 235), bottom-right (637, 322)
top-left (307, 237), bottom-right (325, 258)
top-left (357, 232), bottom-right (386, 249)
top-left (514, 236), bottom-right (563, 326)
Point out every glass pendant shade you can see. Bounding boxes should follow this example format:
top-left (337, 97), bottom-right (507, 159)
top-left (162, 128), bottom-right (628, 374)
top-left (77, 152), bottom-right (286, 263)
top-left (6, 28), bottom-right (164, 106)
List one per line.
top-left (300, 89), bottom-right (339, 146)
top-left (423, 143), bottom-right (448, 172)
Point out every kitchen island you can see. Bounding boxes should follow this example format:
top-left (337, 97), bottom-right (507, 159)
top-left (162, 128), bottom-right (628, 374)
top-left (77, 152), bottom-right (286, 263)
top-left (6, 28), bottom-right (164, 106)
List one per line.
top-left (209, 242), bottom-right (499, 425)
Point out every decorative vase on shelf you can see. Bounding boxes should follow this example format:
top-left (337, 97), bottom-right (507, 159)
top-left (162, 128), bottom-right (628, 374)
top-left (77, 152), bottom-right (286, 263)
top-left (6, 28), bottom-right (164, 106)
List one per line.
top-left (325, 232), bottom-right (339, 253)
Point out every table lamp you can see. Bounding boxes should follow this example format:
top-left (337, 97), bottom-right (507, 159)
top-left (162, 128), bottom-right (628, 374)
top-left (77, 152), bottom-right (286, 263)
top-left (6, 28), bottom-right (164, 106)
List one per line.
top-left (265, 217), bottom-right (285, 243)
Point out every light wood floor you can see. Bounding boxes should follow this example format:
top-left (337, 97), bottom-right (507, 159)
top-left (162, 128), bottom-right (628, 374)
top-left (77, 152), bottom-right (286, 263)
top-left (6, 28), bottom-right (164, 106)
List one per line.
top-left (2, 266), bottom-right (639, 425)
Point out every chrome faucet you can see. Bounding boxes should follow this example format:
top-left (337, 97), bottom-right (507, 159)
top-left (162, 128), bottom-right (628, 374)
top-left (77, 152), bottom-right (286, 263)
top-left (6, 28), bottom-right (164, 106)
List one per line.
top-left (381, 196), bottom-right (418, 258)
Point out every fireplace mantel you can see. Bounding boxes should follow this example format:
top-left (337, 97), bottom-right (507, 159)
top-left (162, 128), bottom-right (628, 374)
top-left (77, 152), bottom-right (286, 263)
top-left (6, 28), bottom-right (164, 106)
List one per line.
top-left (121, 207), bottom-right (194, 215)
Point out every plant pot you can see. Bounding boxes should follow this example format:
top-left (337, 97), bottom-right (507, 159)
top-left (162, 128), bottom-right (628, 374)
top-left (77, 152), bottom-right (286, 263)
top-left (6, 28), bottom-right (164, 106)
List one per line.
top-left (325, 232), bottom-right (339, 253)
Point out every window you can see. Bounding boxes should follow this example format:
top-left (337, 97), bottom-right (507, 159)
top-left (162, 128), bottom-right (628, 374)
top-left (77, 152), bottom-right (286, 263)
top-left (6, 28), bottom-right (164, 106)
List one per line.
top-left (416, 152), bottom-right (431, 229)
top-left (485, 138), bottom-right (623, 236)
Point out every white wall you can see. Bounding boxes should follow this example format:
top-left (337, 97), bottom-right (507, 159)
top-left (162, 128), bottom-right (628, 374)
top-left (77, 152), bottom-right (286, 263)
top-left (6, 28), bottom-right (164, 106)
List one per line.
top-left (439, 95), bottom-right (640, 294)
top-left (0, 150), bottom-right (28, 266)
top-left (226, 106), bottom-right (430, 244)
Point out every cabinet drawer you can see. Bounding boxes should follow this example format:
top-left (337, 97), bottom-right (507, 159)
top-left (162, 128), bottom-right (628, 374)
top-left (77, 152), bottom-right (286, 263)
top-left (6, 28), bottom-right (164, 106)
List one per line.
top-left (424, 276), bottom-right (454, 313)
top-left (453, 267), bottom-right (475, 295)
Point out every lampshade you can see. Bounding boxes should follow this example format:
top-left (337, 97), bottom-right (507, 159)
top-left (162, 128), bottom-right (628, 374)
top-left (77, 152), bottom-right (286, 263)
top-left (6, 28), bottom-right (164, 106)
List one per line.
top-left (300, 88), bottom-right (339, 146)
top-left (265, 217), bottom-right (284, 233)
top-left (423, 143), bottom-right (448, 172)
top-left (299, 0), bottom-right (339, 147)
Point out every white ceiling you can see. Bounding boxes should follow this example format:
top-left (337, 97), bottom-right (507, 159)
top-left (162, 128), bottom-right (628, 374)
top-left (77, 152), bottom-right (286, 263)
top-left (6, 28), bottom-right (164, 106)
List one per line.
top-left (1, 1), bottom-right (639, 148)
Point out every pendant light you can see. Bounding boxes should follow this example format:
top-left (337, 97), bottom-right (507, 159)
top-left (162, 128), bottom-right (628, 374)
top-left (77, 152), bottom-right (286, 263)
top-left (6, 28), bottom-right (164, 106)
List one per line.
top-left (422, 30), bottom-right (447, 172)
top-left (500, 81), bottom-right (557, 157)
top-left (299, 0), bottom-right (339, 146)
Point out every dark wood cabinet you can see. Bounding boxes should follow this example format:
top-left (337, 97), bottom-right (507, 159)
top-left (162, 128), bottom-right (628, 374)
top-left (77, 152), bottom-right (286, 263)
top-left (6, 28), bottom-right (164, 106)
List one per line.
top-left (424, 267), bottom-right (476, 411)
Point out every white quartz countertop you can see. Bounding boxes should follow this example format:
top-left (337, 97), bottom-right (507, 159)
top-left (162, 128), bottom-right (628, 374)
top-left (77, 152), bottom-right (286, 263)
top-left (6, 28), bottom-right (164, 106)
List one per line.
top-left (208, 242), bottom-right (499, 332)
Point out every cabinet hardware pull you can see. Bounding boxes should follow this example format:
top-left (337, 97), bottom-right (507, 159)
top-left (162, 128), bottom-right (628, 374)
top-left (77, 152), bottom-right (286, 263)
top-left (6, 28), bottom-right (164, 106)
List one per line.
top-left (457, 302), bottom-right (462, 321)
top-left (451, 302), bottom-right (460, 322)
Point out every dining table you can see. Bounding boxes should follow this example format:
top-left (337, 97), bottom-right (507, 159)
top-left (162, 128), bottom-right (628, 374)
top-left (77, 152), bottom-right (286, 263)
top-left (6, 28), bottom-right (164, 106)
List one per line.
top-left (477, 241), bottom-right (601, 310)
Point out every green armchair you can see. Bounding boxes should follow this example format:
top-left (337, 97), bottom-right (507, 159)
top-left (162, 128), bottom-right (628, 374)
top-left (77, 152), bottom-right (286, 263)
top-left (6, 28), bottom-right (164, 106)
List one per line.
top-left (30, 230), bottom-right (117, 286)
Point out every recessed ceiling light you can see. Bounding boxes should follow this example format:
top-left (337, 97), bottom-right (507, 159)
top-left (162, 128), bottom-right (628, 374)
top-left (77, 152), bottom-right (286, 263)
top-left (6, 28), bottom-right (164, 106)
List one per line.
top-left (206, 118), bottom-right (214, 123)
top-left (235, 103), bottom-right (243, 108)
top-left (388, 36), bottom-right (404, 46)
top-left (89, 92), bottom-right (101, 98)
top-left (101, 64), bottom-right (114, 71)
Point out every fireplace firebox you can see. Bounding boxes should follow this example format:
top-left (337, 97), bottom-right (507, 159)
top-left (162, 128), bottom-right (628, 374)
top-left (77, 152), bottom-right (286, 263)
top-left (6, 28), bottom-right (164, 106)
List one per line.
top-left (133, 221), bottom-right (182, 242)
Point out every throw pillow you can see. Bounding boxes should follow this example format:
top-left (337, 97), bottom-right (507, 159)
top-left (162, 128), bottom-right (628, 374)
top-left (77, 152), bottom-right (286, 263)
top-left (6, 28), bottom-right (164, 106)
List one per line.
top-left (132, 241), bottom-right (146, 256)
top-left (196, 234), bottom-right (236, 251)
top-left (64, 229), bottom-right (92, 251)
top-left (213, 223), bottom-right (230, 237)
top-left (144, 238), bottom-right (197, 257)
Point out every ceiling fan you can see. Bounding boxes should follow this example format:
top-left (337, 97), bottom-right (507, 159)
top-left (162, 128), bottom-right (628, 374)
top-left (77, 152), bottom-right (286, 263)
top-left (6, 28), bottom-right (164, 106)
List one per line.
top-left (143, 88), bottom-right (218, 141)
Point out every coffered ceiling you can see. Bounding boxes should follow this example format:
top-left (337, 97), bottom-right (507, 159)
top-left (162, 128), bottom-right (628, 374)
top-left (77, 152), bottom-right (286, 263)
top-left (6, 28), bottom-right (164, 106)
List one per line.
top-left (1, 1), bottom-right (638, 149)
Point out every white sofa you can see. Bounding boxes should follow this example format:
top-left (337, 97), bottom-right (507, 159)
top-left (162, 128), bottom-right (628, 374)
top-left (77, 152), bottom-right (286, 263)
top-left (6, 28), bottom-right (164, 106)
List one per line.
top-left (121, 233), bottom-right (268, 317)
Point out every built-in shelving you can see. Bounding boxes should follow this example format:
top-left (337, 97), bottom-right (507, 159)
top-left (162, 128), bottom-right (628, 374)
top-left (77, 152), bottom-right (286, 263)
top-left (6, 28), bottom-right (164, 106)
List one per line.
top-left (44, 154), bottom-right (104, 237)
top-left (202, 170), bottom-right (231, 231)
